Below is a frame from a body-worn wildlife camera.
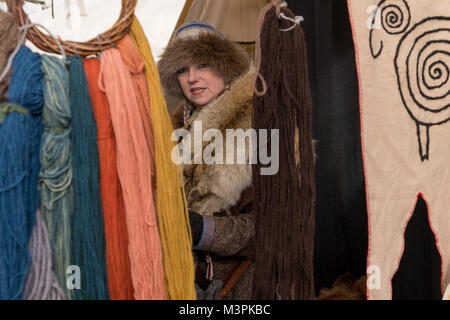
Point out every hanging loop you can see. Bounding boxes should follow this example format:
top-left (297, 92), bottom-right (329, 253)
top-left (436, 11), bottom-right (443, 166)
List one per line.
top-left (279, 12), bottom-right (303, 32)
top-left (0, 21), bottom-right (67, 83)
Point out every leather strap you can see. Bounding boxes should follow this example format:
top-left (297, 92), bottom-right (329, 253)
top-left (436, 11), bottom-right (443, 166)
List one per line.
top-left (220, 258), bottom-right (253, 298)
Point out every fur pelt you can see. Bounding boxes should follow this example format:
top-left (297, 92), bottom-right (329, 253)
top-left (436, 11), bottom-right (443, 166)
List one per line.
top-left (157, 32), bottom-right (251, 102)
top-left (174, 65), bottom-right (255, 215)
top-left (316, 273), bottom-right (367, 300)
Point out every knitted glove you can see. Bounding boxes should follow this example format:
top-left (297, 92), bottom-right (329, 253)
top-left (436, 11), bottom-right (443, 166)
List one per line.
top-left (188, 210), bottom-right (204, 246)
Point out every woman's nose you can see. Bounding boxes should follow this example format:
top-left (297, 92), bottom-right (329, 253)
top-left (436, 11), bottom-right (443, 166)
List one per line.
top-left (188, 67), bottom-right (199, 83)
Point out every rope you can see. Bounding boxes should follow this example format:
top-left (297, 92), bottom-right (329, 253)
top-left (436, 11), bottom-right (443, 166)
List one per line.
top-left (279, 12), bottom-right (303, 32)
top-left (0, 103), bottom-right (27, 123)
top-left (253, 0), bottom-right (286, 96)
top-left (129, 17), bottom-right (196, 300)
top-left (0, 22), bottom-right (67, 84)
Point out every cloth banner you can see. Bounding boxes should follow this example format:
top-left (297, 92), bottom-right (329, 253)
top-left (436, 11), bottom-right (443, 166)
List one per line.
top-left (348, 0), bottom-right (450, 299)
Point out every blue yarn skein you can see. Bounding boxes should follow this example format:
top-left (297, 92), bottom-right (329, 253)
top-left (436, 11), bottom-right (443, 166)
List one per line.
top-left (68, 56), bottom-right (109, 300)
top-left (0, 46), bottom-right (43, 300)
top-left (8, 45), bottom-right (44, 239)
top-left (0, 104), bottom-right (36, 300)
top-left (9, 46), bottom-right (44, 116)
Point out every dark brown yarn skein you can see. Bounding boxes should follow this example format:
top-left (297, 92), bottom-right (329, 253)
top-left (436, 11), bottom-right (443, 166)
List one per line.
top-left (252, 5), bottom-right (316, 300)
top-left (0, 10), bottom-right (20, 102)
top-left (0, 77), bottom-right (10, 103)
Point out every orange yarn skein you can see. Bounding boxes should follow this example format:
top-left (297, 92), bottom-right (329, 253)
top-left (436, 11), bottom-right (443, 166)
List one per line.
top-left (100, 48), bottom-right (166, 300)
top-left (83, 57), bottom-right (134, 300)
top-left (116, 35), bottom-right (157, 200)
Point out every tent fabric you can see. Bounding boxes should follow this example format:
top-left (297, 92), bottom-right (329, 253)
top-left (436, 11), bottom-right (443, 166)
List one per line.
top-left (169, 0), bottom-right (194, 44)
top-left (286, 0), bottom-right (442, 299)
top-left (182, 0), bottom-right (267, 42)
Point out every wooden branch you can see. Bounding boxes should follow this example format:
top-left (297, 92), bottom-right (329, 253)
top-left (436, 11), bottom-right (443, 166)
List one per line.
top-left (0, 0), bottom-right (46, 5)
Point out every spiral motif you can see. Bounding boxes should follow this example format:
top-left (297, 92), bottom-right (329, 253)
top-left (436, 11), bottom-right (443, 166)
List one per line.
top-left (380, 1), bottom-right (411, 34)
top-left (370, 0), bottom-right (411, 58)
top-left (395, 17), bottom-right (450, 126)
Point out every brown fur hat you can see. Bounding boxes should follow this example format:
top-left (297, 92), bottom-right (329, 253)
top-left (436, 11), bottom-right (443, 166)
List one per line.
top-left (157, 29), bottom-right (251, 102)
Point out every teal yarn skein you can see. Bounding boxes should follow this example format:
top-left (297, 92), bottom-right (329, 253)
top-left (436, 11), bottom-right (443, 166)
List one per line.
top-left (68, 56), bottom-right (109, 300)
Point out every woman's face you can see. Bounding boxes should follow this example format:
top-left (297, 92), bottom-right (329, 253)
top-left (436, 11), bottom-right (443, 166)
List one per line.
top-left (177, 64), bottom-right (225, 107)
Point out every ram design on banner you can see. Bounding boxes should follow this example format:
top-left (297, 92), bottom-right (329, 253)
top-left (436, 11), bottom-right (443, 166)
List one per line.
top-left (347, 0), bottom-right (450, 299)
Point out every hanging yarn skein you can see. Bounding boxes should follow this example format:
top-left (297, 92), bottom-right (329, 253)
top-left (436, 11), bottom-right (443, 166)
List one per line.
top-left (68, 56), bottom-right (109, 300)
top-left (252, 1), bottom-right (316, 299)
top-left (100, 46), bottom-right (166, 300)
top-left (39, 55), bottom-right (74, 300)
top-left (0, 78), bottom-right (10, 103)
top-left (0, 44), bottom-right (44, 300)
top-left (0, 10), bottom-right (20, 71)
top-left (84, 57), bottom-right (134, 300)
top-left (129, 17), bottom-right (196, 300)
top-left (116, 35), bottom-right (156, 199)
top-left (0, 10), bottom-right (20, 102)
top-left (0, 10), bottom-right (19, 61)
top-left (0, 103), bottom-right (35, 300)
top-left (9, 46), bottom-right (44, 116)
top-left (8, 45), bottom-right (44, 239)
top-left (23, 209), bottom-right (66, 300)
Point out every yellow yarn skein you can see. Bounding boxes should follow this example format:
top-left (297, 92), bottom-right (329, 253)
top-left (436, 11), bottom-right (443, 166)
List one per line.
top-left (129, 17), bottom-right (196, 300)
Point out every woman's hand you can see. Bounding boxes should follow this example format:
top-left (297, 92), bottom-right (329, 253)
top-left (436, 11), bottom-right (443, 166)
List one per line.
top-left (188, 209), bottom-right (203, 246)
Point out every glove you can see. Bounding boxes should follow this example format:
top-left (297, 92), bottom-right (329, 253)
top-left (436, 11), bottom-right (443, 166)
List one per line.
top-left (188, 210), bottom-right (203, 246)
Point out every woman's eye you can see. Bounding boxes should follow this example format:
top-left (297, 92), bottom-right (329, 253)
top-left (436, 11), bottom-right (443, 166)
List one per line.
top-left (198, 64), bottom-right (208, 69)
top-left (177, 67), bottom-right (187, 74)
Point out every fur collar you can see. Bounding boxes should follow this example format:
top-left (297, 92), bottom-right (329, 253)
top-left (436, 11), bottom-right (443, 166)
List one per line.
top-left (182, 65), bottom-right (255, 215)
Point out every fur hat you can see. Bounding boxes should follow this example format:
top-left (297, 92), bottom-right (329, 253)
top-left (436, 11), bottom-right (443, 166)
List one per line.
top-left (158, 21), bottom-right (251, 102)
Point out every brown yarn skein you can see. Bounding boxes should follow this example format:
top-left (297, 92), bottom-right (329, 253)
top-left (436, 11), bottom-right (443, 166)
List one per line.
top-left (252, 5), bottom-right (316, 300)
top-left (0, 10), bottom-right (20, 102)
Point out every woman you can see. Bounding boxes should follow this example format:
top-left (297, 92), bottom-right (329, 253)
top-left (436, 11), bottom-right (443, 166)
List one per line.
top-left (158, 21), bottom-right (255, 299)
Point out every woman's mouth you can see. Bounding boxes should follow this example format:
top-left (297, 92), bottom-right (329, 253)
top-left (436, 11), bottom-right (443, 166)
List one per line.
top-left (191, 87), bottom-right (205, 95)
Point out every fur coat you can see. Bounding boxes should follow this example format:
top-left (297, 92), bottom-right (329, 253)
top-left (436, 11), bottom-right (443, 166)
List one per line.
top-left (158, 28), bottom-right (256, 299)
top-left (170, 65), bottom-right (256, 300)
top-left (172, 64), bottom-right (254, 215)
